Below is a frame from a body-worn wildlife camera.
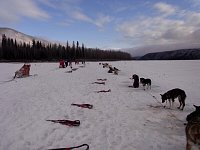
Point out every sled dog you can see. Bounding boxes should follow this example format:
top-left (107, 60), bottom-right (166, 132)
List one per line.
top-left (140, 78), bottom-right (151, 90)
top-left (132, 74), bottom-right (139, 88)
top-left (160, 88), bottom-right (186, 110)
top-left (185, 105), bottom-right (200, 150)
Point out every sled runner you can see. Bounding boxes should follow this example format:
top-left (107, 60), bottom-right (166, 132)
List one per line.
top-left (46, 120), bottom-right (80, 126)
top-left (71, 103), bottom-right (93, 109)
top-left (48, 144), bottom-right (89, 150)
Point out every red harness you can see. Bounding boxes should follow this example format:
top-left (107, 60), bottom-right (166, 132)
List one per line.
top-left (97, 78), bottom-right (107, 81)
top-left (46, 120), bottom-right (80, 126)
top-left (91, 82), bottom-right (105, 85)
top-left (71, 104), bottom-right (93, 109)
top-left (96, 89), bottom-right (111, 93)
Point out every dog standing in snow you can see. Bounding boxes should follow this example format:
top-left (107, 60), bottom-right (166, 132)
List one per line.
top-left (140, 78), bottom-right (151, 90)
top-left (160, 88), bottom-right (186, 110)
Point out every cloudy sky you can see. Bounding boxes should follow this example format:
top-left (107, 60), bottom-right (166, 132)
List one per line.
top-left (1, 0), bottom-right (200, 55)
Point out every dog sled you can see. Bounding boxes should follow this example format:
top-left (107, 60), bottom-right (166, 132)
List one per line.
top-left (14, 63), bottom-right (31, 78)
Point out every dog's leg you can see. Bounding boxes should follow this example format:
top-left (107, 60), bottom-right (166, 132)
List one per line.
top-left (143, 85), bottom-right (145, 90)
top-left (168, 100), bottom-right (171, 109)
top-left (170, 99), bottom-right (173, 109)
top-left (186, 141), bottom-right (192, 150)
top-left (165, 100), bottom-right (167, 108)
top-left (181, 99), bottom-right (185, 110)
top-left (177, 99), bottom-right (181, 109)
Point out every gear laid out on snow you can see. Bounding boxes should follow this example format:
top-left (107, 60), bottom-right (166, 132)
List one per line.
top-left (0, 64), bottom-right (36, 84)
top-left (48, 144), bottom-right (89, 150)
top-left (14, 63), bottom-right (31, 78)
top-left (71, 103), bottom-right (93, 109)
top-left (96, 89), bottom-right (111, 93)
top-left (91, 81), bottom-right (105, 85)
top-left (46, 120), bottom-right (80, 126)
top-left (59, 60), bottom-right (65, 68)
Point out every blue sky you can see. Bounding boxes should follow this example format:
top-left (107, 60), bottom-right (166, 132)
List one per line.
top-left (1, 0), bottom-right (200, 51)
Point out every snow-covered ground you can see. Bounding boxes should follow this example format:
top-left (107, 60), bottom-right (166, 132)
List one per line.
top-left (0, 60), bottom-right (200, 150)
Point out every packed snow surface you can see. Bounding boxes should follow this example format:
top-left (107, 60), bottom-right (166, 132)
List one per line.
top-left (0, 60), bottom-right (200, 150)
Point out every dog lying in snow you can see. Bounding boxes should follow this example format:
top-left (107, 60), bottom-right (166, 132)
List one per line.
top-left (160, 88), bottom-right (186, 110)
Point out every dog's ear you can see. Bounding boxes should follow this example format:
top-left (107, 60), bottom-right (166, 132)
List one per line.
top-left (193, 105), bottom-right (200, 110)
top-left (193, 105), bottom-right (198, 109)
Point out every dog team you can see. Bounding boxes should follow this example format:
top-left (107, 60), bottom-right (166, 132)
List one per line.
top-left (130, 73), bottom-right (200, 150)
top-left (100, 63), bottom-right (199, 149)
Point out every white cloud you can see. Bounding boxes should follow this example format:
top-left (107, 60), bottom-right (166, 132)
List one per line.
top-left (72, 11), bottom-right (92, 23)
top-left (94, 14), bottom-right (112, 28)
top-left (57, 20), bottom-right (74, 27)
top-left (0, 0), bottom-right (49, 24)
top-left (186, 12), bottom-right (200, 26)
top-left (118, 15), bottom-right (200, 45)
top-left (117, 2), bottom-right (200, 48)
top-left (71, 11), bottom-right (111, 28)
top-left (190, 0), bottom-right (200, 7)
top-left (154, 2), bottom-right (176, 16)
top-left (37, 0), bottom-right (111, 28)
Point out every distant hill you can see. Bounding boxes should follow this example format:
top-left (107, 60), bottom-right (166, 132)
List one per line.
top-left (0, 27), bottom-right (50, 45)
top-left (139, 49), bottom-right (200, 60)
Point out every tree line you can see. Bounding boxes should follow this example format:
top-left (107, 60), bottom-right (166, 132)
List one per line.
top-left (0, 34), bottom-right (132, 61)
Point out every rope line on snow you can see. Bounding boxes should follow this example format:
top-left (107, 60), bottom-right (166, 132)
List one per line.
top-left (48, 143), bottom-right (89, 150)
top-left (0, 77), bottom-right (15, 84)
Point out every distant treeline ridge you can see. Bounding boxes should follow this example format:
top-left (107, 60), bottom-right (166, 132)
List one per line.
top-left (0, 34), bottom-right (132, 61)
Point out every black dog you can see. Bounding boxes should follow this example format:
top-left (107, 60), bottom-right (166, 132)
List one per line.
top-left (186, 105), bottom-right (200, 122)
top-left (140, 78), bottom-right (151, 90)
top-left (160, 88), bottom-right (186, 110)
top-left (132, 74), bottom-right (139, 88)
